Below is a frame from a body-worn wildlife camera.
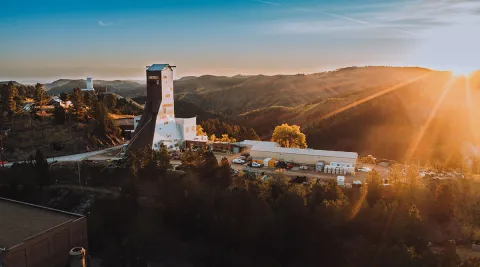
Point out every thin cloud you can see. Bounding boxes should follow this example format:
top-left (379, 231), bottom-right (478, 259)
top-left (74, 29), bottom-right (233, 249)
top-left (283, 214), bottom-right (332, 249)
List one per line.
top-left (322, 12), bottom-right (369, 24)
top-left (98, 20), bottom-right (114, 27)
top-left (252, 0), bottom-right (281, 6)
top-left (256, 0), bottom-right (417, 37)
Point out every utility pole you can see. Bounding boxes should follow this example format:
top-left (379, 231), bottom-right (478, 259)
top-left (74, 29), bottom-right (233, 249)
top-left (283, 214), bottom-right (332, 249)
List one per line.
top-left (0, 135), bottom-right (4, 168)
top-left (0, 133), bottom-right (7, 168)
top-left (77, 162), bottom-right (82, 189)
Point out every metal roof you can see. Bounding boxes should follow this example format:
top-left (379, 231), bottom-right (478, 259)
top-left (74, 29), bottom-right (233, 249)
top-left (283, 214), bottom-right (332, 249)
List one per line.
top-left (241, 140), bottom-right (278, 149)
top-left (147, 64), bottom-right (169, 71)
top-left (0, 197), bottom-right (83, 249)
top-left (251, 143), bottom-right (358, 159)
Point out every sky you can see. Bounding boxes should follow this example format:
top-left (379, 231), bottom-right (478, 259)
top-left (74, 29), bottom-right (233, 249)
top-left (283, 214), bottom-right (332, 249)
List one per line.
top-left (1, 0), bottom-right (479, 83)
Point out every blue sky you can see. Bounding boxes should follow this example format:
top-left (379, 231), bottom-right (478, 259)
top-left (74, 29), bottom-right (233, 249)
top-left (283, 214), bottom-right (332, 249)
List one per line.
top-left (1, 0), bottom-right (479, 82)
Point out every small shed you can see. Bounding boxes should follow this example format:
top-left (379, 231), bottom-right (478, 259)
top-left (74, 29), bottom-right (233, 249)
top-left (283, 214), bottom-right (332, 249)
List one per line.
top-left (337, 176), bottom-right (345, 187)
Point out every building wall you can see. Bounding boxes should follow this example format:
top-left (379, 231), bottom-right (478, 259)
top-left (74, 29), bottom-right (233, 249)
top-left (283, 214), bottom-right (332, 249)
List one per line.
top-left (250, 150), bottom-right (357, 166)
top-left (182, 118), bottom-right (197, 141)
top-left (155, 67), bottom-right (175, 124)
top-left (3, 217), bottom-right (88, 267)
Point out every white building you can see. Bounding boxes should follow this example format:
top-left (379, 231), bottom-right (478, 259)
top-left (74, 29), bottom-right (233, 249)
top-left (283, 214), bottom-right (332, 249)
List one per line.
top-left (132, 64), bottom-right (207, 150)
top-left (241, 140), bottom-right (358, 166)
top-left (81, 77), bottom-right (94, 91)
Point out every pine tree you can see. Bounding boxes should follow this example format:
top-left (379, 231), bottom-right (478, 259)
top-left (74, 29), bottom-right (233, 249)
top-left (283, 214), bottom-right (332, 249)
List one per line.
top-left (53, 105), bottom-right (66, 124)
top-left (34, 83), bottom-right (46, 110)
top-left (34, 149), bottom-right (51, 189)
top-left (71, 87), bottom-right (85, 121)
top-left (60, 92), bottom-right (70, 102)
top-left (6, 82), bottom-right (18, 119)
top-left (104, 93), bottom-right (117, 112)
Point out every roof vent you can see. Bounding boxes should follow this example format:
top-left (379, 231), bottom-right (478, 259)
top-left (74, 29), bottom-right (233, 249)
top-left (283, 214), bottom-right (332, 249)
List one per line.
top-left (69, 247), bottom-right (86, 267)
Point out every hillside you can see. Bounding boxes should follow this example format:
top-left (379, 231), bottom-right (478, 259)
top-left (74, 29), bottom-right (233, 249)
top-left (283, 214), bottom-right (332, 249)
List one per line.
top-left (131, 96), bottom-right (220, 123)
top-left (235, 70), bottom-right (479, 162)
top-left (47, 79), bottom-right (144, 94)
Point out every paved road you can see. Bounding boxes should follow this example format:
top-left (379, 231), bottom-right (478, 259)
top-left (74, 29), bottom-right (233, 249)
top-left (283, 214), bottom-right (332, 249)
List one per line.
top-left (2, 144), bottom-right (125, 167)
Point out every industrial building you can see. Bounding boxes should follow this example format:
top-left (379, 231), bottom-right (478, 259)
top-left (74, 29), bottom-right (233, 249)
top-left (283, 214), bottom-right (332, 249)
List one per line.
top-left (0, 197), bottom-right (88, 267)
top-left (242, 140), bottom-right (358, 167)
top-left (127, 64), bottom-right (207, 152)
top-left (81, 77), bottom-right (94, 91)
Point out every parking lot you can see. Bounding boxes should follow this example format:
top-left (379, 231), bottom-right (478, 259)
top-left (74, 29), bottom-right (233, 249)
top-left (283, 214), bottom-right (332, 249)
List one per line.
top-left (216, 151), bottom-right (388, 184)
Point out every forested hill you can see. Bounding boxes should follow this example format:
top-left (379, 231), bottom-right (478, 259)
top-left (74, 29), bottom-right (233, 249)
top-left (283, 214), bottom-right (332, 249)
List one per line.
top-left (46, 79), bottom-right (144, 94)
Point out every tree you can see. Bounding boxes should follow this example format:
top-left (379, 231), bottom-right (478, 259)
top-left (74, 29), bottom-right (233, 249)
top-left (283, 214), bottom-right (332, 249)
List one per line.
top-left (60, 92), bottom-right (70, 102)
top-left (220, 134), bottom-right (236, 143)
top-left (83, 91), bottom-right (93, 107)
top-left (366, 170), bottom-right (383, 206)
top-left (431, 182), bottom-right (455, 223)
top-left (34, 149), bottom-right (51, 189)
top-left (196, 125), bottom-right (206, 136)
top-left (154, 144), bottom-right (172, 177)
top-left (216, 157), bottom-right (232, 189)
top-left (52, 105), bottom-right (66, 124)
top-left (34, 83), bottom-right (46, 110)
top-left (92, 101), bottom-right (120, 138)
top-left (71, 87), bottom-right (84, 120)
top-left (104, 93), bottom-right (117, 112)
top-left (6, 82), bottom-right (18, 119)
top-left (271, 123), bottom-right (307, 148)
top-left (210, 134), bottom-right (216, 142)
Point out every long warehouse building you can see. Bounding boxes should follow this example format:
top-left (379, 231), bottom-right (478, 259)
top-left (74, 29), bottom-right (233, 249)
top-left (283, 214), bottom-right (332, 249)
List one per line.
top-left (243, 140), bottom-right (358, 166)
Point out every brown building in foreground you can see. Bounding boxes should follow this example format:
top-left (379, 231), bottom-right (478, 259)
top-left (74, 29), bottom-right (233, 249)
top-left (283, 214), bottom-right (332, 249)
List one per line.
top-left (0, 197), bottom-right (88, 267)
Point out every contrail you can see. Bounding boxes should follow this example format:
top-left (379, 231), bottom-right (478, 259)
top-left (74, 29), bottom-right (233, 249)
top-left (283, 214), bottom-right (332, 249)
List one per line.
top-left (321, 12), bottom-right (369, 24)
top-left (253, 0), bottom-right (416, 36)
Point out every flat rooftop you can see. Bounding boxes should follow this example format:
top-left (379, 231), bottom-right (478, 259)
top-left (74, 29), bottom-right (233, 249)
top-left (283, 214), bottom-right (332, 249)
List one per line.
top-left (0, 197), bottom-right (83, 249)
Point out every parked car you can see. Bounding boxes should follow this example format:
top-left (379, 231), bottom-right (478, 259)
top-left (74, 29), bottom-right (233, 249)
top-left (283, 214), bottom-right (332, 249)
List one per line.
top-left (232, 158), bottom-right (246, 164)
top-left (299, 165), bottom-right (308, 170)
top-left (357, 167), bottom-right (372, 172)
top-left (277, 161), bottom-right (293, 169)
top-left (249, 162), bottom-right (264, 168)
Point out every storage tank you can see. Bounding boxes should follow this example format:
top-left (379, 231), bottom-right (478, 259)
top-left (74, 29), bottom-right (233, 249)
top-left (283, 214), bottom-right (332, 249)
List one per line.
top-left (263, 158), bottom-right (271, 167)
top-left (69, 247), bottom-right (86, 267)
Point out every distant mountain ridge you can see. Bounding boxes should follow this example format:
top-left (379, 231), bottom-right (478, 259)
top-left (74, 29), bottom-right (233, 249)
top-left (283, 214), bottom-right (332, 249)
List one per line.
top-left (46, 79), bottom-right (144, 94)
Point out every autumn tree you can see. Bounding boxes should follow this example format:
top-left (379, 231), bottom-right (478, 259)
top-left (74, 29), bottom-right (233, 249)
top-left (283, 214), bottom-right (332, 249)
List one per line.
top-left (271, 123), bottom-right (307, 148)
top-left (196, 125), bottom-right (206, 136)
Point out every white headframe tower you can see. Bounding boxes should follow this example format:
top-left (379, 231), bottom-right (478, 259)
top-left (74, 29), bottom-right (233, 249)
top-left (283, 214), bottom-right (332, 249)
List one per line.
top-left (126, 64), bottom-right (206, 153)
